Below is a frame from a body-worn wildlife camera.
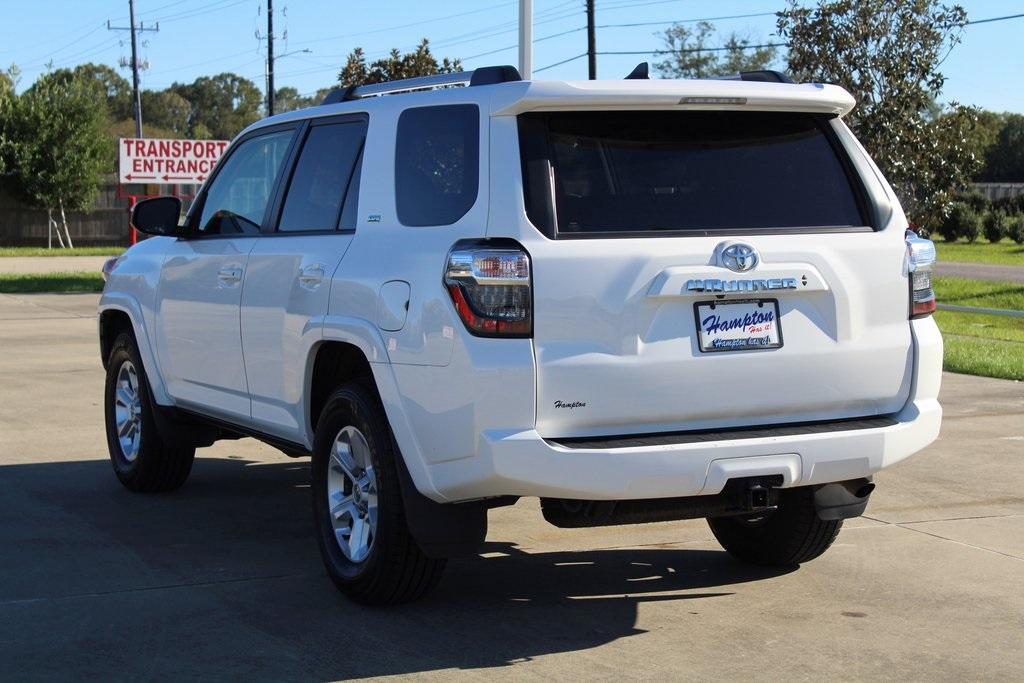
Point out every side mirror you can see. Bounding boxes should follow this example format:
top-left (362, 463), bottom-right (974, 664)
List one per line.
top-left (131, 196), bottom-right (184, 237)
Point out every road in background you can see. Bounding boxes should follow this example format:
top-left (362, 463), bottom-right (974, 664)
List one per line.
top-left (1, 293), bottom-right (1022, 680)
top-left (936, 261), bottom-right (1024, 283)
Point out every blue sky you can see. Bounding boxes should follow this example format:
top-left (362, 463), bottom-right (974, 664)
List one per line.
top-left (4, 0), bottom-right (1023, 112)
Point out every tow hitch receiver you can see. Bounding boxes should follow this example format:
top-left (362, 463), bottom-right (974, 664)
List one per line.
top-left (540, 476), bottom-right (783, 528)
top-left (746, 483), bottom-right (774, 512)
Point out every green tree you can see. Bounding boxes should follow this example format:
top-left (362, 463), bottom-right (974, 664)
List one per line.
top-left (980, 114), bottom-right (1024, 182)
top-left (170, 73), bottom-right (262, 140)
top-left (0, 69), bottom-right (14, 177)
top-left (48, 63), bottom-right (132, 121)
top-left (655, 21), bottom-right (779, 79)
top-left (140, 89), bottom-right (192, 136)
top-left (338, 39), bottom-right (461, 87)
top-left (273, 86), bottom-right (331, 113)
top-left (5, 70), bottom-right (109, 246)
top-left (777, 0), bottom-right (977, 229)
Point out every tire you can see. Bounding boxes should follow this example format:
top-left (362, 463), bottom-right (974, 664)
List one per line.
top-left (104, 331), bottom-right (195, 492)
top-left (707, 487), bottom-right (842, 566)
top-left (312, 382), bottom-right (445, 605)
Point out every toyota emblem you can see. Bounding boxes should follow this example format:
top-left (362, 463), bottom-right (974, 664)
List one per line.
top-left (720, 243), bottom-right (759, 272)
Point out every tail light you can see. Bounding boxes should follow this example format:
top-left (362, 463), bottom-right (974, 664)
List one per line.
top-left (906, 230), bottom-right (936, 318)
top-left (444, 246), bottom-right (532, 337)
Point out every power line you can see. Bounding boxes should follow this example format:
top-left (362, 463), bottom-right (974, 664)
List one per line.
top-left (148, 0), bottom-right (249, 23)
top-left (286, 0), bottom-right (520, 48)
top-left (463, 26), bottom-right (585, 61)
top-left (599, 12), bottom-right (779, 29)
top-left (535, 52), bottom-right (588, 73)
top-left (965, 12), bottom-right (1024, 25)
top-left (599, 43), bottom-right (789, 56)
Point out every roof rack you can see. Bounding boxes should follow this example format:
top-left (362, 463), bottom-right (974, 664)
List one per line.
top-left (321, 65), bottom-right (521, 105)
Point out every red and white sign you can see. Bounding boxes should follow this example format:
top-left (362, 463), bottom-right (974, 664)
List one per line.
top-left (118, 137), bottom-right (229, 185)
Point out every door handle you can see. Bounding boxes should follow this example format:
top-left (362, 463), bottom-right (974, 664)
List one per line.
top-left (298, 263), bottom-right (326, 290)
top-left (217, 265), bottom-right (243, 286)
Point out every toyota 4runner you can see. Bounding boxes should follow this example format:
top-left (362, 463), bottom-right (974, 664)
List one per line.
top-left (99, 66), bottom-right (942, 605)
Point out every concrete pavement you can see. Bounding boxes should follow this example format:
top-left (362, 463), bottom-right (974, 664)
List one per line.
top-left (0, 256), bottom-right (110, 275)
top-left (1, 293), bottom-right (1023, 680)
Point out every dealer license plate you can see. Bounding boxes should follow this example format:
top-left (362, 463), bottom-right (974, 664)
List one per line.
top-left (694, 299), bottom-right (782, 353)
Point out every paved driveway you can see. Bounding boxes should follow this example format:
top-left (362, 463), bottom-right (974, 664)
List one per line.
top-left (1, 293), bottom-right (1023, 680)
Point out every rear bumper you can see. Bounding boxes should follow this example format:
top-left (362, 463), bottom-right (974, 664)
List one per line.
top-left (430, 397), bottom-right (940, 500)
top-left (425, 317), bottom-right (943, 502)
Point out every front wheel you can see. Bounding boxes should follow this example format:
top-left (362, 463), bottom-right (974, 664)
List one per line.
top-left (311, 382), bottom-right (445, 605)
top-left (707, 487), bottom-right (842, 566)
top-left (104, 331), bottom-right (195, 492)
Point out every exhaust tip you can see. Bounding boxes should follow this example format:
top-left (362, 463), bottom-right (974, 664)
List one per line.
top-left (855, 482), bottom-right (876, 498)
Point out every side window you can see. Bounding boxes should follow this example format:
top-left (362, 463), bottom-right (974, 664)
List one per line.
top-left (395, 104), bottom-right (479, 226)
top-left (278, 121), bottom-right (366, 233)
top-left (196, 130), bottom-right (293, 235)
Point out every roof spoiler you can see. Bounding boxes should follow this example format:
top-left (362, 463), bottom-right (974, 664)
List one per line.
top-left (321, 65), bottom-right (522, 104)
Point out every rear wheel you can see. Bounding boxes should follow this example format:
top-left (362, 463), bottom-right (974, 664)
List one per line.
top-left (707, 487), bottom-right (842, 566)
top-left (104, 331), bottom-right (195, 492)
top-left (312, 382), bottom-right (445, 605)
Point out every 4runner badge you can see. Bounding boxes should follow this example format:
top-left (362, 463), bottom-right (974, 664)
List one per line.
top-left (686, 278), bottom-right (798, 293)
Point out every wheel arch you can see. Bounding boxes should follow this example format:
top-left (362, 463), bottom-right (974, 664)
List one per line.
top-left (316, 318), bottom-right (444, 501)
top-left (98, 294), bottom-right (172, 406)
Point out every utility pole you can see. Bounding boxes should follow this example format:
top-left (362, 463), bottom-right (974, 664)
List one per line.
top-left (518, 0), bottom-right (532, 79)
top-left (586, 0), bottom-right (596, 80)
top-left (267, 0), bottom-right (275, 116)
top-left (108, 0), bottom-right (158, 137)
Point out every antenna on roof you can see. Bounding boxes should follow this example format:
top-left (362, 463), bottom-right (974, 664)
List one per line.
top-left (624, 62), bottom-right (649, 80)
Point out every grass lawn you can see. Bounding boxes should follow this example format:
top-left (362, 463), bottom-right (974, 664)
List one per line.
top-left (935, 311), bottom-right (1024, 381)
top-left (933, 239), bottom-right (1023, 266)
top-left (933, 277), bottom-right (1024, 311)
top-left (0, 246), bottom-right (124, 257)
top-left (0, 272), bottom-right (104, 294)
top-left (931, 277), bottom-right (1023, 381)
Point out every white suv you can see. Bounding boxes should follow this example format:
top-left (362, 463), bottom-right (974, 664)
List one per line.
top-left (99, 66), bottom-right (943, 605)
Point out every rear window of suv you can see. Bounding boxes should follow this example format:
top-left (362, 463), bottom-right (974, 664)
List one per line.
top-left (395, 104), bottom-right (479, 227)
top-left (518, 110), bottom-right (868, 238)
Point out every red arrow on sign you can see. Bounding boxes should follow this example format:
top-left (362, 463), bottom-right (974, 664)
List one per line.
top-left (162, 175), bottom-right (196, 181)
top-left (125, 174), bottom-right (157, 181)
top-left (196, 175), bottom-right (205, 182)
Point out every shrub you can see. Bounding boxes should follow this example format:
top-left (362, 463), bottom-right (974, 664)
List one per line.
top-left (959, 190), bottom-right (990, 213)
top-left (993, 192), bottom-right (1024, 217)
top-left (961, 210), bottom-right (983, 242)
top-left (1008, 215), bottom-right (1024, 245)
top-left (983, 211), bottom-right (1008, 243)
top-left (939, 202), bottom-right (981, 242)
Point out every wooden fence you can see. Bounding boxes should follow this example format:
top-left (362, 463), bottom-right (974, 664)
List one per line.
top-left (0, 175), bottom-right (128, 246)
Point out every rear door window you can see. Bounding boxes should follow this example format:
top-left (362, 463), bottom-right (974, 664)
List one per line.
top-left (518, 110), bottom-right (868, 237)
top-left (395, 104), bottom-right (479, 226)
top-left (278, 120), bottom-right (366, 232)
